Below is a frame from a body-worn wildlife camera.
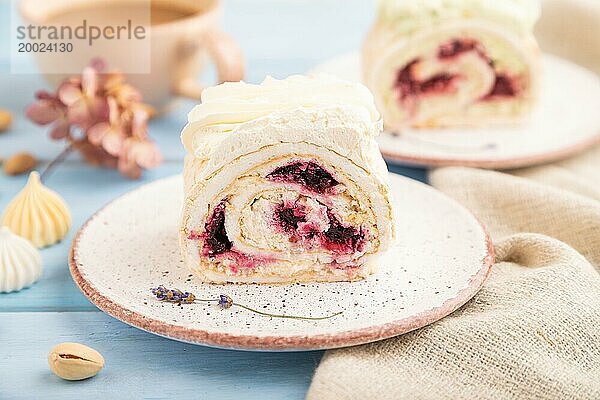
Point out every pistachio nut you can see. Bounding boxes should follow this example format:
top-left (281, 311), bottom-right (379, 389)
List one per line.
top-left (48, 342), bottom-right (105, 381)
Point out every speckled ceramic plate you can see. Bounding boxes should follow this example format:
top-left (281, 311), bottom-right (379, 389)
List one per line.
top-left (312, 53), bottom-right (600, 169)
top-left (70, 174), bottom-right (493, 351)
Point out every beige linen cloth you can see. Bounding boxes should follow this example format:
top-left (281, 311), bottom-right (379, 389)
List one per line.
top-left (308, 1), bottom-right (600, 399)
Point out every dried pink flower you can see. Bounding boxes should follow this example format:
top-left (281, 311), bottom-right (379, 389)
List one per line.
top-left (87, 97), bottom-right (125, 157)
top-left (26, 91), bottom-right (63, 125)
top-left (58, 79), bottom-right (107, 130)
top-left (26, 61), bottom-right (161, 179)
top-left (117, 110), bottom-right (162, 179)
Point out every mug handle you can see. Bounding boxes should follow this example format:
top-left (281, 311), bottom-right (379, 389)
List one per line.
top-left (173, 29), bottom-right (245, 99)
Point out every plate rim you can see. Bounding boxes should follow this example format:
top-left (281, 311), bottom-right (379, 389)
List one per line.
top-left (382, 133), bottom-right (600, 169)
top-left (312, 52), bottom-right (600, 170)
top-left (69, 175), bottom-right (495, 351)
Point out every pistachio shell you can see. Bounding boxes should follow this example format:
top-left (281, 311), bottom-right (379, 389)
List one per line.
top-left (48, 342), bottom-right (105, 381)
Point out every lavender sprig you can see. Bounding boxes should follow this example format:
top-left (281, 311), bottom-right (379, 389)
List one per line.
top-left (150, 286), bottom-right (343, 321)
top-left (151, 286), bottom-right (198, 304)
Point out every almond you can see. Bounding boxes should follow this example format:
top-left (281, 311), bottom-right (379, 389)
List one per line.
top-left (3, 152), bottom-right (38, 176)
top-left (0, 109), bottom-right (12, 132)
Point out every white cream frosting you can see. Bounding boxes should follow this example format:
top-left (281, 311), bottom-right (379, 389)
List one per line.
top-left (377, 0), bottom-right (541, 34)
top-left (181, 74), bottom-right (381, 156)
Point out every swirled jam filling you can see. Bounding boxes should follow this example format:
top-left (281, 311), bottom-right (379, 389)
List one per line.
top-left (437, 38), bottom-right (487, 60)
top-left (188, 161), bottom-right (367, 273)
top-left (484, 74), bottom-right (520, 99)
top-left (395, 38), bottom-right (522, 105)
top-left (188, 200), bottom-right (271, 271)
top-left (266, 161), bottom-right (339, 194)
top-left (396, 60), bottom-right (460, 101)
top-left (273, 198), bottom-right (366, 254)
top-left (200, 201), bottom-right (231, 256)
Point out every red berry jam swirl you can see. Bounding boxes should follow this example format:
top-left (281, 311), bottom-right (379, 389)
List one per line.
top-left (273, 201), bottom-right (365, 255)
top-left (200, 201), bottom-right (231, 257)
top-left (266, 161), bottom-right (339, 194)
top-left (395, 38), bottom-right (521, 103)
top-left (189, 161), bottom-right (366, 272)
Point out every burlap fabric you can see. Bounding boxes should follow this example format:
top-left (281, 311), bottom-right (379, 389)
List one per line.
top-left (308, 147), bottom-right (600, 399)
top-left (308, 1), bottom-right (600, 398)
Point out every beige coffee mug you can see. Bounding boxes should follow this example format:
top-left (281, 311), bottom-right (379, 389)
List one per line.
top-left (19, 0), bottom-right (245, 111)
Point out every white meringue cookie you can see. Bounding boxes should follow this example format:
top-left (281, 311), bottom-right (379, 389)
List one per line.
top-left (0, 226), bottom-right (42, 293)
top-left (2, 171), bottom-right (72, 248)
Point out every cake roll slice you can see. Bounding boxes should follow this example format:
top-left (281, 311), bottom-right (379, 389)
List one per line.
top-left (180, 75), bottom-right (395, 283)
top-left (363, 0), bottom-right (541, 129)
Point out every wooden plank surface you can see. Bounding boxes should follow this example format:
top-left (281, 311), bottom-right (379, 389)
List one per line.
top-left (0, 312), bottom-right (323, 399)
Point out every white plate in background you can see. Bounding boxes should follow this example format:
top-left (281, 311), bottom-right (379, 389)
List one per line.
top-left (312, 53), bottom-right (600, 169)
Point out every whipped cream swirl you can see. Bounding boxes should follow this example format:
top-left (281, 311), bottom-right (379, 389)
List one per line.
top-left (181, 74), bottom-right (381, 154)
top-left (377, 0), bottom-right (541, 34)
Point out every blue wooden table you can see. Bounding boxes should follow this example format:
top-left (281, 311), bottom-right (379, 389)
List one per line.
top-left (0, 1), bottom-right (425, 398)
